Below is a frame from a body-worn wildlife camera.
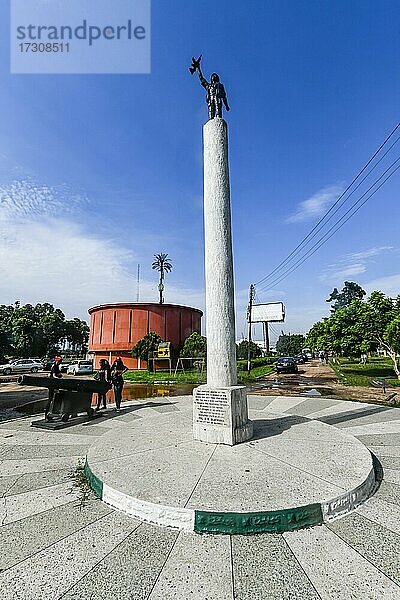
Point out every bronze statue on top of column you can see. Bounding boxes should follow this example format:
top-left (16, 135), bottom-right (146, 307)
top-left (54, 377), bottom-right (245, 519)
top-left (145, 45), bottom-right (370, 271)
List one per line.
top-left (189, 55), bottom-right (230, 120)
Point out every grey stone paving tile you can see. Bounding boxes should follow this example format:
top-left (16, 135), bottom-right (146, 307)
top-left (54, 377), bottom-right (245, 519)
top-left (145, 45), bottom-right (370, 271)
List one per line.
top-left (0, 455), bottom-right (84, 477)
top-left (335, 408), bottom-right (400, 429)
top-left (0, 475), bottom-right (18, 497)
top-left (0, 446), bottom-right (13, 459)
top-left (328, 512), bottom-right (400, 586)
top-left (4, 443), bottom-right (88, 460)
top-left (112, 411), bottom-right (143, 423)
top-left (375, 481), bottom-right (400, 507)
top-left (317, 405), bottom-right (390, 426)
top-left (62, 522), bottom-right (178, 600)
top-left (357, 433), bottom-right (400, 447)
top-left (150, 404), bottom-right (180, 413)
top-left (369, 446), bottom-right (400, 458)
top-left (0, 498), bottom-right (112, 571)
top-left (383, 469), bottom-right (400, 485)
top-left (232, 533), bottom-right (320, 600)
top-left (264, 397), bottom-right (306, 413)
top-left (0, 481), bottom-right (81, 526)
top-left (247, 396), bottom-right (276, 411)
top-left (289, 398), bottom-right (339, 417)
top-left (4, 468), bottom-right (72, 497)
top-left (149, 530), bottom-right (233, 600)
top-left (0, 419), bottom-right (38, 431)
top-left (380, 456), bottom-right (400, 470)
top-left (0, 510), bottom-right (140, 600)
top-left (56, 424), bottom-right (108, 437)
top-left (357, 498), bottom-right (400, 535)
top-left (284, 524), bottom-right (400, 599)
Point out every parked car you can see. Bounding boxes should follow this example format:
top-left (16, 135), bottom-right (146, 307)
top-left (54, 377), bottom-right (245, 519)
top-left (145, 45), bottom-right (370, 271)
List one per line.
top-left (59, 360), bottom-right (72, 373)
top-left (276, 357), bottom-right (298, 374)
top-left (294, 355), bottom-right (305, 364)
top-left (0, 358), bottom-right (42, 375)
top-left (42, 358), bottom-right (54, 372)
top-left (67, 360), bottom-right (93, 376)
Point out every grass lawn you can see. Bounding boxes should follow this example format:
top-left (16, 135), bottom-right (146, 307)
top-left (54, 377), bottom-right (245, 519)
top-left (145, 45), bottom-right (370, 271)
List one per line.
top-left (123, 364), bottom-right (274, 385)
top-left (123, 370), bottom-right (206, 384)
top-left (330, 357), bottom-right (400, 387)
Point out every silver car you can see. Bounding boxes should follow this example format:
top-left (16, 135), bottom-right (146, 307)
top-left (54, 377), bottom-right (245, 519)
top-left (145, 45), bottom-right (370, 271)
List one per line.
top-left (67, 360), bottom-right (93, 376)
top-left (0, 358), bottom-right (42, 375)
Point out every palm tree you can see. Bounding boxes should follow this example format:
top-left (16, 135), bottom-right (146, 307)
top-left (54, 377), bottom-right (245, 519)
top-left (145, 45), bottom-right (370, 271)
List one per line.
top-left (152, 253), bottom-right (173, 304)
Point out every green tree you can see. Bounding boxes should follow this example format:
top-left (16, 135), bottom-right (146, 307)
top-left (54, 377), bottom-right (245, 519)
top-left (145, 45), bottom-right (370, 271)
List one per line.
top-left (327, 281), bottom-right (366, 312)
top-left (152, 253), bottom-right (173, 304)
top-left (132, 332), bottom-right (162, 370)
top-left (0, 304), bottom-right (15, 358)
top-left (236, 340), bottom-right (262, 360)
top-left (12, 304), bottom-right (37, 357)
top-left (180, 332), bottom-right (207, 358)
top-left (305, 320), bottom-right (330, 351)
top-left (276, 333), bottom-right (305, 356)
top-left (307, 290), bottom-right (400, 378)
top-left (34, 303), bottom-right (66, 355)
top-left (383, 316), bottom-right (400, 379)
top-left (0, 301), bottom-right (87, 358)
top-left (64, 318), bottom-right (90, 352)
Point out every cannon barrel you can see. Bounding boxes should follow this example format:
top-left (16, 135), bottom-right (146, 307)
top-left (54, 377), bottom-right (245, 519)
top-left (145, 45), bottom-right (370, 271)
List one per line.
top-left (18, 374), bottom-right (110, 394)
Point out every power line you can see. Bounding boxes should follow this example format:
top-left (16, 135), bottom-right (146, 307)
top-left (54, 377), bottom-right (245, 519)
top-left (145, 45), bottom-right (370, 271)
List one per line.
top-left (258, 159), bottom-right (400, 292)
top-left (257, 158), bottom-right (400, 292)
top-left (255, 121), bottom-right (400, 288)
top-left (257, 134), bottom-right (400, 288)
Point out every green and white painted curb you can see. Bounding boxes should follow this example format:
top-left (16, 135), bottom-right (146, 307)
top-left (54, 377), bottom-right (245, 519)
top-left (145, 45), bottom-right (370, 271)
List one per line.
top-left (84, 458), bottom-right (378, 535)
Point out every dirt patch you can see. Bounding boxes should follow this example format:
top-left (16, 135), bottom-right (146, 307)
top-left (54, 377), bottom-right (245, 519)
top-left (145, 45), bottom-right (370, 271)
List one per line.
top-left (252, 360), bottom-right (398, 406)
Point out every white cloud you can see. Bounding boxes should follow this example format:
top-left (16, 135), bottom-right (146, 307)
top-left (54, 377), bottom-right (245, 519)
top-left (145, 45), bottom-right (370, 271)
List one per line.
top-left (330, 262), bottom-right (367, 278)
top-left (286, 184), bottom-right (344, 223)
top-left (320, 246), bottom-right (396, 283)
top-left (364, 273), bottom-right (400, 297)
top-left (0, 179), bottom-right (205, 322)
top-left (345, 246), bottom-right (394, 261)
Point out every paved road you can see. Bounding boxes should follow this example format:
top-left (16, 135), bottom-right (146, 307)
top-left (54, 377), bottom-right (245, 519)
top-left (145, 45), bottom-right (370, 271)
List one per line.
top-left (1, 395), bottom-right (400, 599)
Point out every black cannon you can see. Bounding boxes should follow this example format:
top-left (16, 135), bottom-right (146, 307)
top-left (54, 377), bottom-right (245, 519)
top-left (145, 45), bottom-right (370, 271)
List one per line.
top-left (18, 374), bottom-right (111, 422)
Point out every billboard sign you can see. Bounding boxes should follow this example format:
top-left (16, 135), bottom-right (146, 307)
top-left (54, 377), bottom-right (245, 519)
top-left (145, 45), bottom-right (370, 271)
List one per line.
top-left (251, 302), bottom-right (285, 323)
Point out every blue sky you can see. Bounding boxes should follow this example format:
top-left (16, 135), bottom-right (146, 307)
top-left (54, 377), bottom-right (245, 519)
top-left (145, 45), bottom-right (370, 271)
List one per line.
top-left (0, 0), bottom-right (399, 345)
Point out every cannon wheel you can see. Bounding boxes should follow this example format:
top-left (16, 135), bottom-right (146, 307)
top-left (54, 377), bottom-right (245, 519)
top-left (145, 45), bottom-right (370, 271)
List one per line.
top-left (87, 407), bottom-right (94, 417)
top-left (61, 413), bottom-right (70, 422)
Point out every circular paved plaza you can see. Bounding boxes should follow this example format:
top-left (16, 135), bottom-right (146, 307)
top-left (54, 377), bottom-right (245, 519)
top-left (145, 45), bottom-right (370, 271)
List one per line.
top-left (1, 394), bottom-right (400, 599)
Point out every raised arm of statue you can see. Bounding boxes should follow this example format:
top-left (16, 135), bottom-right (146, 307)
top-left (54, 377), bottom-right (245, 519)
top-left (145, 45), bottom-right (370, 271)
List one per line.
top-left (197, 65), bottom-right (209, 90)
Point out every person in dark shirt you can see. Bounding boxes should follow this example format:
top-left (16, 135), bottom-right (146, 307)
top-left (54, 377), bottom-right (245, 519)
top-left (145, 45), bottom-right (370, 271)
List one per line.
top-left (95, 359), bottom-right (111, 411)
top-left (110, 357), bottom-right (128, 411)
top-left (49, 356), bottom-right (62, 378)
top-left (45, 356), bottom-right (62, 416)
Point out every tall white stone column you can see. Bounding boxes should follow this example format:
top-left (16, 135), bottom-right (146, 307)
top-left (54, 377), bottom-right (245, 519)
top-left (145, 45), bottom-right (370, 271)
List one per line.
top-left (193, 118), bottom-right (253, 445)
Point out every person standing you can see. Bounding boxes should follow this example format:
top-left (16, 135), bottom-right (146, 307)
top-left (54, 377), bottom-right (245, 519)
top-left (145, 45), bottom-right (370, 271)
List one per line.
top-left (49, 356), bottom-right (62, 379)
top-left (111, 356), bottom-right (128, 412)
top-left (95, 359), bottom-right (111, 411)
top-left (45, 356), bottom-right (62, 417)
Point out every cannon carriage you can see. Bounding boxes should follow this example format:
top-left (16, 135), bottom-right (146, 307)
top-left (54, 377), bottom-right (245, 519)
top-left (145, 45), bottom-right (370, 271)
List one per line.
top-left (18, 374), bottom-right (111, 423)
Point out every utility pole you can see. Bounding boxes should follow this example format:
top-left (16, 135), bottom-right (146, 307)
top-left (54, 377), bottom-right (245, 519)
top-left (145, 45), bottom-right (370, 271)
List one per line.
top-left (263, 321), bottom-right (270, 355)
top-left (136, 264), bottom-right (140, 302)
top-left (247, 284), bottom-right (255, 372)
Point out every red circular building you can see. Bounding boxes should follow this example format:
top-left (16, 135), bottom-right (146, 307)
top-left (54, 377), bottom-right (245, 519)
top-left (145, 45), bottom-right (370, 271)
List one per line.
top-left (88, 303), bottom-right (203, 369)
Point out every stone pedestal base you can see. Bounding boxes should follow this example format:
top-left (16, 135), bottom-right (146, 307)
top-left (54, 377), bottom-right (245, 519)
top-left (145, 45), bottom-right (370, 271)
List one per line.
top-left (193, 385), bottom-right (253, 445)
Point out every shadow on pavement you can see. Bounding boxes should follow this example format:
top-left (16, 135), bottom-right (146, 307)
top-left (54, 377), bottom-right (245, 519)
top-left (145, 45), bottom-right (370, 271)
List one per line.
top-left (316, 405), bottom-right (392, 426)
top-left (251, 415), bottom-right (311, 440)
